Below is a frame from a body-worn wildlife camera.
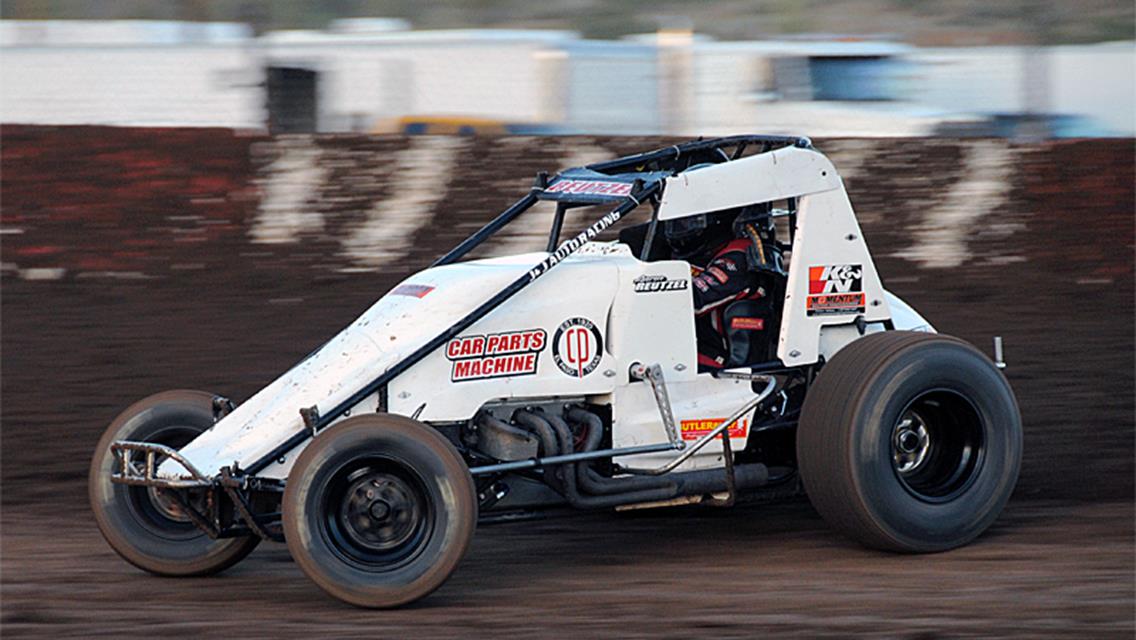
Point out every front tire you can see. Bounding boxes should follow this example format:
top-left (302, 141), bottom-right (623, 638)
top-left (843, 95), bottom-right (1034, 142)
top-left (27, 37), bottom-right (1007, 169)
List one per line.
top-left (283, 414), bottom-right (477, 608)
top-left (89, 390), bottom-right (260, 576)
top-left (797, 331), bottom-right (1022, 552)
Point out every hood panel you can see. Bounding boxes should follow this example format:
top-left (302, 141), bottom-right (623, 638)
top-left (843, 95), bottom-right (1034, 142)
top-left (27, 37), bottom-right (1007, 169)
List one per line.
top-left (164, 249), bottom-right (622, 477)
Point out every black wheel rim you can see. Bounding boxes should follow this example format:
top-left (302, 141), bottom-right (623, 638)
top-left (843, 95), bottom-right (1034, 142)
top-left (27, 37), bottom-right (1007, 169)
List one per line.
top-left (891, 389), bottom-right (985, 502)
top-left (320, 458), bottom-right (434, 571)
top-left (124, 425), bottom-right (207, 540)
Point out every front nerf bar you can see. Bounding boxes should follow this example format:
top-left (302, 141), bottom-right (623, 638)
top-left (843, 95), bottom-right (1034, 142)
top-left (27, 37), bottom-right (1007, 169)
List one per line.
top-left (109, 441), bottom-right (213, 489)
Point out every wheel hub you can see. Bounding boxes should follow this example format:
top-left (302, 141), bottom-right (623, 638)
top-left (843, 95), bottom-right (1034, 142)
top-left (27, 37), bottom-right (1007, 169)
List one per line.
top-left (147, 485), bottom-right (192, 523)
top-left (892, 415), bottom-right (930, 474)
top-left (889, 389), bottom-right (986, 502)
top-left (339, 472), bottom-right (423, 553)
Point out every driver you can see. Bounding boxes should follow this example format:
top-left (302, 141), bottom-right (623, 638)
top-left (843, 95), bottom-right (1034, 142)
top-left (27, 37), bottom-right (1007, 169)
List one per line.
top-left (665, 203), bottom-right (782, 370)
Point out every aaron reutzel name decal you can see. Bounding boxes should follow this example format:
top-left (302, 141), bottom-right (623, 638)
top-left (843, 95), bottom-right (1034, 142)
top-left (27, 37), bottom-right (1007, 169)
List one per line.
top-left (446, 329), bottom-right (547, 382)
top-left (633, 274), bottom-right (689, 293)
top-left (806, 264), bottom-right (865, 316)
top-left (544, 179), bottom-right (633, 197)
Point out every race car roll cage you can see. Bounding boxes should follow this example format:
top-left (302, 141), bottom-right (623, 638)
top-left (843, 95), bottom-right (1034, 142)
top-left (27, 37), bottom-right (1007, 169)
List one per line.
top-left (112, 134), bottom-right (817, 540)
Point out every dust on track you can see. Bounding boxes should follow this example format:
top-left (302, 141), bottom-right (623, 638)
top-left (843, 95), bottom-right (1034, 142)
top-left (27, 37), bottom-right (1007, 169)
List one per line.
top-left (2, 500), bottom-right (1132, 638)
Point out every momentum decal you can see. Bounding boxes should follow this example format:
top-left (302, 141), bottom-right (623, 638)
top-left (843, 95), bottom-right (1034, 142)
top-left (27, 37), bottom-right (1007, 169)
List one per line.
top-left (680, 418), bottom-right (750, 441)
top-left (807, 264), bottom-right (865, 316)
top-left (552, 317), bottom-right (603, 378)
top-left (545, 179), bottom-right (633, 197)
top-left (633, 274), bottom-right (689, 293)
top-left (390, 283), bottom-right (435, 298)
top-left (446, 329), bottom-right (546, 382)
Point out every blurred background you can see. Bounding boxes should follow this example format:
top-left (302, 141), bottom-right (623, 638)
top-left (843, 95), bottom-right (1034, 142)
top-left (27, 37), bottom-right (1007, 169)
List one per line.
top-left (1, 0), bottom-right (1133, 136)
top-left (1, 2), bottom-right (1133, 637)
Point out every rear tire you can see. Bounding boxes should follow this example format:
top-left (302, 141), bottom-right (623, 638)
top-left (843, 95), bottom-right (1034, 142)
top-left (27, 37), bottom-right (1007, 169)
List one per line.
top-left (283, 414), bottom-right (477, 608)
top-left (89, 390), bottom-right (260, 576)
top-left (797, 331), bottom-right (1022, 552)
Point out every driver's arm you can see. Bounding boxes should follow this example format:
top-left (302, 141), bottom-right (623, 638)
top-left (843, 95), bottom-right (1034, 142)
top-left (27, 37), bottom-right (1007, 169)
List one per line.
top-left (692, 240), bottom-right (763, 315)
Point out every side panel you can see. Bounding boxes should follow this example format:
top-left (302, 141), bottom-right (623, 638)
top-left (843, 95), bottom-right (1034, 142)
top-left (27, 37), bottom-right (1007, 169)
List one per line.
top-left (606, 258), bottom-right (699, 385)
top-left (606, 258), bottom-right (749, 472)
top-left (611, 375), bottom-right (756, 472)
top-left (389, 254), bottom-right (624, 421)
top-left (778, 186), bottom-right (891, 365)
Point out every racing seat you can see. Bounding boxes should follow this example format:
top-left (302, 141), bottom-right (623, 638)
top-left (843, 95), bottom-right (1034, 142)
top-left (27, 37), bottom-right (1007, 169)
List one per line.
top-left (720, 271), bottom-right (785, 368)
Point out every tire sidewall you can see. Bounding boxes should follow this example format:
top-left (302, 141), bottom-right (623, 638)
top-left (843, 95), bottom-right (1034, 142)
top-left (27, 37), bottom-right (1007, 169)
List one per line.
top-left (283, 415), bottom-right (477, 608)
top-left (849, 341), bottom-right (1022, 551)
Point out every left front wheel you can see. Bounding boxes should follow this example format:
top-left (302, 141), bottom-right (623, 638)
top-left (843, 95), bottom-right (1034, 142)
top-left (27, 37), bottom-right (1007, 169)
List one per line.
top-left (89, 390), bottom-right (260, 576)
top-left (283, 414), bottom-right (477, 608)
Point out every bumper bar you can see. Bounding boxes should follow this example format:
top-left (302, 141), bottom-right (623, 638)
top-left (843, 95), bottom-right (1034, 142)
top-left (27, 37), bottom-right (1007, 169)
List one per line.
top-left (109, 441), bottom-right (213, 489)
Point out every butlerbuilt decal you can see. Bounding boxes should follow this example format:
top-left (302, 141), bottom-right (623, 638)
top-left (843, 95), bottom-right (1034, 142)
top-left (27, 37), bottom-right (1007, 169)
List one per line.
top-left (552, 317), bottom-right (603, 378)
top-left (445, 329), bottom-right (546, 382)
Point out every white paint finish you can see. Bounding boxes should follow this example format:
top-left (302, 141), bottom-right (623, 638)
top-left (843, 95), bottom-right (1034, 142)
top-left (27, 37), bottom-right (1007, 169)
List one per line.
top-left (388, 249), bottom-right (624, 421)
top-left (606, 259), bottom-right (698, 385)
top-left (612, 374), bottom-right (756, 472)
top-left (164, 245), bottom-right (631, 477)
top-left (883, 290), bottom-right (935, 333)
top-left (656, 146), bottom-right (842, 221)
top-left (163, 251), bottom-right (549, 477)
top-left (338, 136), bottom-right (463, 268)
top-left (778, 187), bottom-right (891, 366)
top-left (892, 141), bottom-right (1015, 269)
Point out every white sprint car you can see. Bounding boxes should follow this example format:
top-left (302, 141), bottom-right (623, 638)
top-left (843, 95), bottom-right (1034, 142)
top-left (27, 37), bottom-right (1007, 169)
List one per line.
top-left (90, 135), bottom-right (1022, 607)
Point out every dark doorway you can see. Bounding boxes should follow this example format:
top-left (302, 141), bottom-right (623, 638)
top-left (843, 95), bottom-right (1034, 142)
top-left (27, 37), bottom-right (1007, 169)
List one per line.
top-left (266, 66), bottom-right (319, 133)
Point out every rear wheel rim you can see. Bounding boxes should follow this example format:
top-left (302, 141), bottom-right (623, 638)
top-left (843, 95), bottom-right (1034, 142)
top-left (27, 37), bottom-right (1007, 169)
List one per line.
top-left (891, 389), bottom-right (985, 503)
top-left (320, 458), bottom-right (434, 571)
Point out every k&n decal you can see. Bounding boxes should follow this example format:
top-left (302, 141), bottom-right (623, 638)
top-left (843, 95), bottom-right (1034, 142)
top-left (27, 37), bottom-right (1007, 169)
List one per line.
top-left (807, 264), bottom-right (865, 316)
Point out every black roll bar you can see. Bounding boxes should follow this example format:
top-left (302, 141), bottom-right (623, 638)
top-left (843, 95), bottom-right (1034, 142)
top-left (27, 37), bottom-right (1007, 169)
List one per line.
top-left (586, 134), bottom-right (811, 175)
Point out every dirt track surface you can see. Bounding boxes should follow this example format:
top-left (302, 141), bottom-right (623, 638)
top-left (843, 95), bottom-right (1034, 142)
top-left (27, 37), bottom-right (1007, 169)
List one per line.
top-left (2, 500), bottom-right (1132, 638)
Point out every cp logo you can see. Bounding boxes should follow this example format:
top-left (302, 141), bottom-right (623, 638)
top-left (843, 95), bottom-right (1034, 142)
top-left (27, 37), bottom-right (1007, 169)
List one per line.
top-left (552, 317), bottom-right (603, 378)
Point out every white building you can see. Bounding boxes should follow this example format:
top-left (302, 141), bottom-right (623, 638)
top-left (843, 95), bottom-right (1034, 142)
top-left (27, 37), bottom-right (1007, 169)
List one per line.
top-left (1, 19), bottom-right (1132, 136)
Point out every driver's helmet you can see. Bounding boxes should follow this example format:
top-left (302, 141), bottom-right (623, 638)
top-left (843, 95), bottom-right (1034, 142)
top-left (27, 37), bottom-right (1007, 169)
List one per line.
top-left (664, 162), bottom-right (740, 261)
top-left (732, 201), bottom-right (773, 235)
top-left (664, 208), bottom-right (738, 261)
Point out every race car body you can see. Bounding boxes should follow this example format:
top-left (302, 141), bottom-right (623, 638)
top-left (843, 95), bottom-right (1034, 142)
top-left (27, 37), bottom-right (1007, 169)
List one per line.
top-left (91, 135), bottom-right (1018, 609)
